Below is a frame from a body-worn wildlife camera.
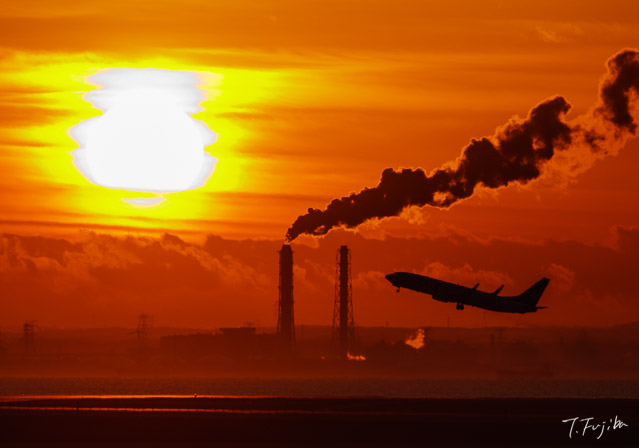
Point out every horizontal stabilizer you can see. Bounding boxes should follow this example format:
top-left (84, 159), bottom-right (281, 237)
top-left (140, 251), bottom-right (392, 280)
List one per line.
top-left (492, 285), bottom-right (504, 295)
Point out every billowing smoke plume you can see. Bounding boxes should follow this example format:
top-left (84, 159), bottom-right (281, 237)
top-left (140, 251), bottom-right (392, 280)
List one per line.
top-left (286, 49), bottom-right (639, 241)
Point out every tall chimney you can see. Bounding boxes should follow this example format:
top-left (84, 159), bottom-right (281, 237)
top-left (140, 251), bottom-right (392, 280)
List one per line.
top-left (277, 244), bottom-right (295, 349)
top-left (333, 245), bottom-right (354, 358)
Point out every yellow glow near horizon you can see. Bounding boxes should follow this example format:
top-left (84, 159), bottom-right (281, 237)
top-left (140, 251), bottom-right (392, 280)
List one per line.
top-left (0, 50), bottom-right (284, 234)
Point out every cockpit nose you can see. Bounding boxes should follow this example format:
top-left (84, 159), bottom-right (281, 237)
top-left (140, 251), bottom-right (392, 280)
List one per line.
top-left (385, 273), bottom-right (397, 283)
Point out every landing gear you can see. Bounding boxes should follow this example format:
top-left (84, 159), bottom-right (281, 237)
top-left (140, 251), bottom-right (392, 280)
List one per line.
top-left (396, 287), bottom-right (400, 293)
top-left (456, 302), bottom-right (464, 310)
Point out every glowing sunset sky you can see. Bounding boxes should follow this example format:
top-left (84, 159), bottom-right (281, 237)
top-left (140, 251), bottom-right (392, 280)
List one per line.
top-left (1, 1), bottom-right (638, 328)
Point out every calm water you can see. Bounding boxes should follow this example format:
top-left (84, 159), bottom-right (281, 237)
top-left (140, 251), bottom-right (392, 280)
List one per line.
top-left (1, 377), bottom-right (638, 398)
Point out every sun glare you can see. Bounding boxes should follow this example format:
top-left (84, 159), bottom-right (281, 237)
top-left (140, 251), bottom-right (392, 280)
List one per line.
top-left (74, 68), bottom-right (216, 193)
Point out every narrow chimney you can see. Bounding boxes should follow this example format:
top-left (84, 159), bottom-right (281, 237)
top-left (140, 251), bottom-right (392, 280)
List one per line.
top-left (277, 244), bottom-right (295, 350)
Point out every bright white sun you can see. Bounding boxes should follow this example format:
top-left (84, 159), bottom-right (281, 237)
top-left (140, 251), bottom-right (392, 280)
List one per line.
top-left (86, 93), bottom-right (204, 192)
top-left (74, 68), bottom-right (216, 193)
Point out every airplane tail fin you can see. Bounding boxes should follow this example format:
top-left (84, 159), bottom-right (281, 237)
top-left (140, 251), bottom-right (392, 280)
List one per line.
top-left (517, 278), bottom-right (550, 307)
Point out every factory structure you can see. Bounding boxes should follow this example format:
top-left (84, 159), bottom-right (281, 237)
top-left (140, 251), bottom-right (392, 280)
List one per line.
top-left (275, 243), bottom-right (357, 357)
top-left (275, 243), bottom-right (356, 357)
top-left (160, 242), bottom-right (359, 362)
top-left (333, 245), bottom-right (355, 358)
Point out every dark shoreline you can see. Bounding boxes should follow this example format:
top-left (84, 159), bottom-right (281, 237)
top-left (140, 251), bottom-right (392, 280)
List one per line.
top-left (1, 397), bottom-right (637, 447)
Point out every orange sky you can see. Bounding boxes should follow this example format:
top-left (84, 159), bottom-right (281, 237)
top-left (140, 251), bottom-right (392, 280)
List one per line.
top-left (1, 1), bottom-right (638, 328)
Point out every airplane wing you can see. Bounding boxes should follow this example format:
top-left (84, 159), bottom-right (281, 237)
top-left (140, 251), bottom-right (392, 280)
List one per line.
top-left (432, 281), bottom-right (482, 302)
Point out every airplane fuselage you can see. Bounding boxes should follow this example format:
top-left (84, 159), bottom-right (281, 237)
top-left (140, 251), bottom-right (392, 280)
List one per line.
top-left (385, 272), bottom-right (548, 314)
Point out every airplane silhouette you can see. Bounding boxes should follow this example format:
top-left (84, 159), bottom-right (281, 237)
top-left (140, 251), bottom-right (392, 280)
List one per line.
top-left (385, 272), bottom-right (549, 313)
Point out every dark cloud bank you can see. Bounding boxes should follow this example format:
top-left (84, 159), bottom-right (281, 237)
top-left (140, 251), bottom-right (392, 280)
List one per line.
top-left (1, 229), bottom-right (638, 327)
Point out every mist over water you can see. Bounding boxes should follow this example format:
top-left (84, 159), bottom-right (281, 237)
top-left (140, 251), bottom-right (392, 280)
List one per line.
top-left (2, 377), bottom-right (638, 399)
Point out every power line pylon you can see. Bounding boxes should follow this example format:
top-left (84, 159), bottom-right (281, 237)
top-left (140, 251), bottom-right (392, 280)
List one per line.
top-left (136, 314), bottom-right (153, 346)
top-left (23, 320), bottom-right (37, 353)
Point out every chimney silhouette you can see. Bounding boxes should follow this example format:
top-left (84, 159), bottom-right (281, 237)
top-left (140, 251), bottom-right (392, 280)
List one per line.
top-left (277, 244), bottom-right (295, 350)
top-left (333, 245), bottom-right (354, 358)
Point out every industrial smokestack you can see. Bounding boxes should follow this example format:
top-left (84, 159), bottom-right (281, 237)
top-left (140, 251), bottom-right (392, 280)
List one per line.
top-left (277, 244), bottom-right (295, 350)
top-left (333, 245), bottom-right (354, 358)
top-left (286, 49), bottom-right (639, 241)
